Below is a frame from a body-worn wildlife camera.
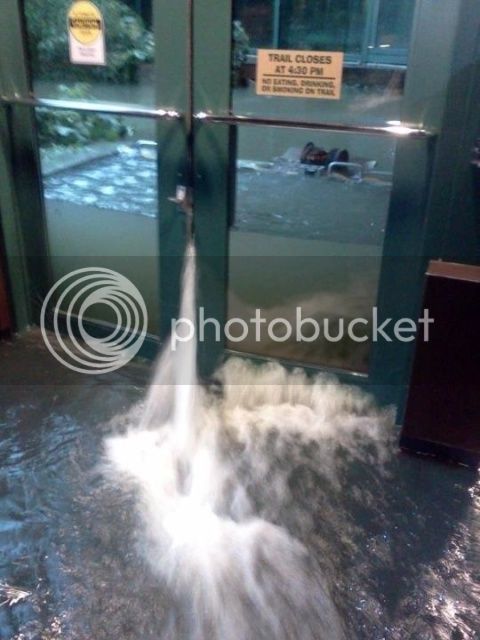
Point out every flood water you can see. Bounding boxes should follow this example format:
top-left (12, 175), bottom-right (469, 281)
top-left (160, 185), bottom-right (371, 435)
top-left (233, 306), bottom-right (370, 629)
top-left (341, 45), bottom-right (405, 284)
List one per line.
top-left (41, 139), bottom-right (393, 370)
top-left (44, 144), bottom-right (390, 244)
top-left (1, 327), bottom-right (479, 639)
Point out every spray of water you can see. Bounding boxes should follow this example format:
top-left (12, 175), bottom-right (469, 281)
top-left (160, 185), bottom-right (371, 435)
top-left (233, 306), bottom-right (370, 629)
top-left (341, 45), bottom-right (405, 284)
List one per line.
top-left (105, 243), bottom-right (393, 640)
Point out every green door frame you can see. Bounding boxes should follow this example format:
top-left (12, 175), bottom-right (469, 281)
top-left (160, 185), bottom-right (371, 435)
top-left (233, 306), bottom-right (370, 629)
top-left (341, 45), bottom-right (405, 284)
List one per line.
top-left (0, 0), bottom-right (50, 329)
top-left (1, 0), bottom-right (479, 413)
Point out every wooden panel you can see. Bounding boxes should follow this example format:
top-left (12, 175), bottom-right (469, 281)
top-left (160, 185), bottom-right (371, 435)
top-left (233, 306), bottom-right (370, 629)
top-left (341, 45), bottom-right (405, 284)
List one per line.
top-left (400, 261), bottom-right (480, 467)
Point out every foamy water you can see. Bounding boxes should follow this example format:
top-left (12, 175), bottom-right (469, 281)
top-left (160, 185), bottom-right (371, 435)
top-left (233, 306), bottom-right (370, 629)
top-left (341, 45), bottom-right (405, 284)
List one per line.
top-left (106, 362), bottom-right (395, 639)
top-left (103, 242), bottom-right (399, 640)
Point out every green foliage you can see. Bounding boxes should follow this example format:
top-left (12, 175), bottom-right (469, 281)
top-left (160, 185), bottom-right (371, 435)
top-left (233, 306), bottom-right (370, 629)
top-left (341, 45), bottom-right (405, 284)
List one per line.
top-left (36, 84), bottom-right (131, 146)
top-left (232, 20), bottom-right (250, 69)
top-left (24, 0), bottom-right (154, 83)
top-left (232, 20), bottom-right (250, 87)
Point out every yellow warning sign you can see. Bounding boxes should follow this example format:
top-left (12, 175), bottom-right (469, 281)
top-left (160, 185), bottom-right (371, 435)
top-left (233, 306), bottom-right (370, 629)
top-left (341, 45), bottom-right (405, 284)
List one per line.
top-left (68, 1), bottom-right (102, 44)
top-left (68, 1), bottom-right (106, 65)
top-left (256, 49), bottom-right (344, 100)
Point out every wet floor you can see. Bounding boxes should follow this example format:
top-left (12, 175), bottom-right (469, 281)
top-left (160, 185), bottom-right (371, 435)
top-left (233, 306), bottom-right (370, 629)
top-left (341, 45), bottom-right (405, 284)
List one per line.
top-left (0, 331), bottom-right (479, 639)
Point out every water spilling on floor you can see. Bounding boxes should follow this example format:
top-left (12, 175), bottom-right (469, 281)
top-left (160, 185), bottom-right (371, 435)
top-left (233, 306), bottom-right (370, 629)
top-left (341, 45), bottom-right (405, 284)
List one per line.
top-left (106, 350), bottom-right (394, 640)
top-left (106, 242), bottom-right (388, 640)
top-left (0, 252), bottom-right (479, 637)
top-left (106, 244), bottom-right (356, 638)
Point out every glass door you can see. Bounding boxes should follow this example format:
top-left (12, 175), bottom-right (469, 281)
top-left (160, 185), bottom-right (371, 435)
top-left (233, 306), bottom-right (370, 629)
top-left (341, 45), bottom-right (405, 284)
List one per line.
top-left (226, 0), bottom-right (413, 373)
top-left (193, 0), bottom-right (437, 395)
top-left (1, 0), bottom-right (192, 364)
top-left (0, 0), bottom-right (469, 397)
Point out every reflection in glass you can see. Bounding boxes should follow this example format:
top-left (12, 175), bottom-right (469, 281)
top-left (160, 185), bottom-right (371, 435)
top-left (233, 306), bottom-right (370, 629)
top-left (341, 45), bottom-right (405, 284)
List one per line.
top-left (232, 0), bottom-right (416, 127)
top-left (376, 0), bottom-right (416, 50)
top-left (37, 109), bottom-right (160, 332)
top-left (23, 0), bottom-right (155, 105)
top-left (234, 0), bottom-right (275, 48)
top-left (228, 126), bottom-right (396, 372)
top-left (279, 0), bottom-right (365, 55)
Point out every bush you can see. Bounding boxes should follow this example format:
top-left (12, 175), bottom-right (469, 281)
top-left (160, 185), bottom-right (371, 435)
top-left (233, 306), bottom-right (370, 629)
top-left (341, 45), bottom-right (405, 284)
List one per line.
top-left (36, 84), bottom-right (131, 146)
top-left (232, 20), bottom-right (250, 69)
top-left (24, 0), bottom-right (154, 83)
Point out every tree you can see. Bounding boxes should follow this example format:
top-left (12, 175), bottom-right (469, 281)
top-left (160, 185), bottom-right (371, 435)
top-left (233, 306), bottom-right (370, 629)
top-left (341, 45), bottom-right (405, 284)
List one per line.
top-left (24, 0), bottom-right (154, 83)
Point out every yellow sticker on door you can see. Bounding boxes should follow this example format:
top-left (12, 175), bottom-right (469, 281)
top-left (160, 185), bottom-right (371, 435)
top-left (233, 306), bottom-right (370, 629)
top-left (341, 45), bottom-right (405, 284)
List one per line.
top-left (256, 49), bottom-right (344, 100)
top-left (68, 1), bottom-right (106, 65)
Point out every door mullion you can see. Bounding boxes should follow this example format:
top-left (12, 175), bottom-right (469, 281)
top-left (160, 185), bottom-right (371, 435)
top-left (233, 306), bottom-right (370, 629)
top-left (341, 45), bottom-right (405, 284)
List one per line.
top-left (154, 0), bottom-right (190, 343)
top-left (193, 0), bottom-right (233, 378)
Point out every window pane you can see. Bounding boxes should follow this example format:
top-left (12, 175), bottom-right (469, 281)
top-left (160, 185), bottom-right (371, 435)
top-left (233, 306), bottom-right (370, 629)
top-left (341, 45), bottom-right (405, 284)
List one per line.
top-left (228, 125), bottom-right (396, 372)
top-left (234, 0), bottom-right (274, 48)
top-left (376, 0), bottom-right (416, 50)
top-left (279, 0), bottom-right (366, 55)
top-left (23, 0), bottom-right (155, 105)
top-left (37, 110), bottom-right (160, 333)
top-left (231, 0), bottom-right (417, 128)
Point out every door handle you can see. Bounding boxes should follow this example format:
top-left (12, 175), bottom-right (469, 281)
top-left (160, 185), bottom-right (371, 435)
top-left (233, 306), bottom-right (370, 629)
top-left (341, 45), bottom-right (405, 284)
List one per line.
top-left (168, 185), bottom-right (193, 216)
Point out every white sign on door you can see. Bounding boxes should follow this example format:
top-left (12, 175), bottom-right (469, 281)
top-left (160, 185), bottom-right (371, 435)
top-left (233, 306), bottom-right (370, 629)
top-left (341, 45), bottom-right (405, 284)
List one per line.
top-left (68, 1), bottom-right (106, 66)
